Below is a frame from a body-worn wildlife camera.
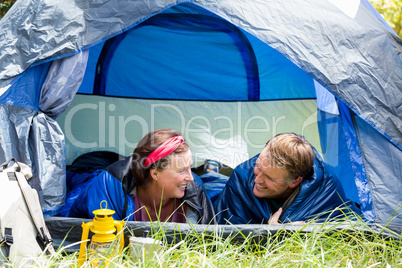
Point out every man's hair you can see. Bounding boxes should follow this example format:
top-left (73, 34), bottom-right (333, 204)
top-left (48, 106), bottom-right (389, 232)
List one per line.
top-left (265, 133), bottom-right (314, 182)
top-left (131, 129), bottom-right (189, 187)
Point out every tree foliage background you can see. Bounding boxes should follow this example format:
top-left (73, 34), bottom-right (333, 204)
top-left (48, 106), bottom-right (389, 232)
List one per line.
top-left (0, 0), bottom-right (401, 38)
top-left (370, 0), bottom-right (402, 38)
top-left (0, 0), bottom-right (17, 17)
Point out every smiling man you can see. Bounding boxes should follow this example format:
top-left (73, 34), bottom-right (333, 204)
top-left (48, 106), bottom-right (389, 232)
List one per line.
top-left (214, 133), bottom-right (358, 224)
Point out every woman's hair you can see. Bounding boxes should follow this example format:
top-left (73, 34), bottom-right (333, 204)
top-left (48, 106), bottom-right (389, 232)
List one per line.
top-left (132, 129), bottom-right (189, 187)
top-left (265, 133), bottom-right (314, 182)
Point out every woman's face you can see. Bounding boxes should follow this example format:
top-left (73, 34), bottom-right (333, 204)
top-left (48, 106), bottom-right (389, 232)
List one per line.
top-left (152, 149), bottom-right (194, 200)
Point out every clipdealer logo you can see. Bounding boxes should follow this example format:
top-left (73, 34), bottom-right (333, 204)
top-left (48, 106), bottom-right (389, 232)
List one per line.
top-left (62, 100), bottom-right (331, 165)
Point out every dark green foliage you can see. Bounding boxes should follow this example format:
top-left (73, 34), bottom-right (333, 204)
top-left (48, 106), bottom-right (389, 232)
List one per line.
top-left (0, 0), bottom-right (16, 18)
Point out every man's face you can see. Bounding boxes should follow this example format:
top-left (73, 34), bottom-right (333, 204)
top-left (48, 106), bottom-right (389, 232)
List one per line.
top-left (253, 146), bottom-right (295, 199)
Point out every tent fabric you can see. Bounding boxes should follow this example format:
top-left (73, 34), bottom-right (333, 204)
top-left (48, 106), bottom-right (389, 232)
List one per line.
top-left (39, 51), bottom-right (89, 119)
top-left (57, 95), bottom-right (320, 168)
top-left (317, 111), bottom-right (360, 204)
top-left (0, 0), bottom-right (400, 230)
top-left (91, 10), bottom-right (316, 101)
top-left (0, 0), bottom-right (400, 146)
top-left (354, 115), bottom-right (402, 225)
top-left (318, 99), bottom-right (378, 222)
top-left (0, 105), bottom-right (66, 214)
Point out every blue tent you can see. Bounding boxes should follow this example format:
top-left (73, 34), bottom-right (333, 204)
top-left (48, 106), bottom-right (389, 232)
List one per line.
top-left (0, 0), bottom-right (401, 234)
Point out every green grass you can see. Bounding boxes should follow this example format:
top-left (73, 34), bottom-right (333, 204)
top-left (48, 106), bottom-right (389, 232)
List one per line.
top-left (11, 217), bottom-right (402, 267)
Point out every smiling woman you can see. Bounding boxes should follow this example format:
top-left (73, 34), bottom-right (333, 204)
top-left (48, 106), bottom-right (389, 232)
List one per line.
top-left (65, 129), bottom-right (216, 224)
top-left (131, 131), bottom-right (194, 222)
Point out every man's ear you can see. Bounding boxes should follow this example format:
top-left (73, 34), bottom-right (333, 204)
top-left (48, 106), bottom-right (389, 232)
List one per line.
top-left (289, 176), bottom-right (303, 188)
top-left (150, 168), bottom-right (158, 181)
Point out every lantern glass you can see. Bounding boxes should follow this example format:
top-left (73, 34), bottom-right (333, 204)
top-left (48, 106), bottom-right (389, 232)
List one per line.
top-left (88, 241), bottom-right (118, 266)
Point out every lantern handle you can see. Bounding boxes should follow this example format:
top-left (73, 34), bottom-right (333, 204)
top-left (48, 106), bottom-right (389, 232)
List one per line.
top-left (100, 200), bottom-right (108, 210)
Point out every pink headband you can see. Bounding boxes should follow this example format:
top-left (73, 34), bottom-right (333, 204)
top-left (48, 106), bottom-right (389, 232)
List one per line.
top-left (143, 136), bottom-right (185, 167)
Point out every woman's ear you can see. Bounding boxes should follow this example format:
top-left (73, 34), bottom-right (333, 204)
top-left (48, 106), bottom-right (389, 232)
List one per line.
top-left (288, 176), bottom-right (303, 188)
top-left (150, 168), bottom-right (158, 181)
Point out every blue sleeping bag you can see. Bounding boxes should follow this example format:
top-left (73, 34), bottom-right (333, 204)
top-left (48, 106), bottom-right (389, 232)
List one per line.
top-left (58, 170), bottom-right (135, 220)
top-left (62, 168), bottom-right (216, 224)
